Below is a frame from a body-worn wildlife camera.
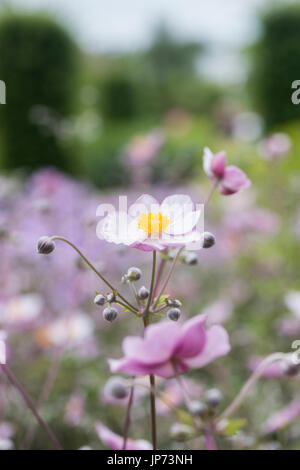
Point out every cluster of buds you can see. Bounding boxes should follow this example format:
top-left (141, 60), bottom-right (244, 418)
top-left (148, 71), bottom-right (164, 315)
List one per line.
top-left (94, 292), bottom-right (118, 323)
top-left (166, 298), bottom-right (182, 321)
top-left (188, 388), bottom-right (223, 419)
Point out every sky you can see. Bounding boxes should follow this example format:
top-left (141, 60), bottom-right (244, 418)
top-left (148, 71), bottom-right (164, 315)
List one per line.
top-left (4, 0), bottom-right (288, 82)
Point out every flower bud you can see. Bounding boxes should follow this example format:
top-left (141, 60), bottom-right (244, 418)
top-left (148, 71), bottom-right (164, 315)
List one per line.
top-left (201, 232), bottom-right (216, 249)
top-left (106, 293), bottom-right (116, 304)
top-left (167, 308), bottom-right (181, 321)
top-left (94, 294), bottom-right (106, 306)
top-left (170, 423), bottom-right (193, 441)
top-left (167, 299), bottom-right (182, 308)
top-left (37, 236), bottom-right (55, 254)
top-left (188, 400), bottom-right (207, 417)
top-left (127, 267), bottom-right (142, 281)
top-left (280, 355), bottom-right (300, 377)
top-left (103, 307), bottom-right (118, 323)
top-left (204, 388), bottom-right (223, 408)
top-left (138, 286), bottom-right (149, 300)
top-left (103, 377), bottom-right (129, 399)
top-left (183, 252), bottom-right (198, 265)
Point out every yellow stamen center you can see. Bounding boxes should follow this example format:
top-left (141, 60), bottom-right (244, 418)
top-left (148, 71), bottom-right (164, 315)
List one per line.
top-left (137, 212), bottom-right (170, 237)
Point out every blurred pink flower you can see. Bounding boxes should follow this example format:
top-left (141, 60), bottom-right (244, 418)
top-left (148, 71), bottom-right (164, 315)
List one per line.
top-left (0, 331), bottom-right (7, 366)
top-left (64, 392), bottom-right (86, 426)
top-left (284, 291), bottom-right (300, 319)
top-left (203, 147), bottom-right (251, 196)
top-left (35, 312), bottom-right (94, 349)
top-left (126, 131), bottom-right (164, 166)
top-left (0, 294), bottom-right (43, 328)
top-left (95, 422), bottom-right (152, 450)
top-left (263, 400), bottom-right (300, 434)
top-left (98, 194), bottom-right (202, 251)
top-left (202, 299), bottom-right (233, 326)
top-left (248, 356), bottom-right (285, 378)
top-left (109, 314), bottom-right (230, 378)
top-left (258, 133), bottom-right (291, 161)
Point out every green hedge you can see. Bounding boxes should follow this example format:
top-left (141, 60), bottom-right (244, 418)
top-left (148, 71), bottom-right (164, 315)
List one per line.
top-left (251, 5), bottom-right (300, 129)
top-left (0, 12), bottom-right (78, 170)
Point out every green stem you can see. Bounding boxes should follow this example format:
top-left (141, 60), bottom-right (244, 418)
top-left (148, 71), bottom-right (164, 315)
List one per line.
top-left (122, 380), bottom-right (135, 450)
top-left (144, 250), bottom-right (157, 317)
top-left (219, 352), bottom-right (287, 421)
top-left (50, 236), bottom-right (136, 312)
top-left (153, 247), bottom-right (183, 310)
top-left (1, 365), bottom-right (62, 450)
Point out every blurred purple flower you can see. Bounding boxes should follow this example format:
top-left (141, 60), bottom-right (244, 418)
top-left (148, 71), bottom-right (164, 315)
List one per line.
top-left (258, 133), bottom-right (291, 161)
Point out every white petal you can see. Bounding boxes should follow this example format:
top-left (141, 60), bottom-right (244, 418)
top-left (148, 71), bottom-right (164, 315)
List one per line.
top-left (203, 147), bottom-right (214, 177)
top-left (165, 210), bottom-right (201, 235)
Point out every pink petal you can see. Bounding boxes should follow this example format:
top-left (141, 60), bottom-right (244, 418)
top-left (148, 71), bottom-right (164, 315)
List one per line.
top-left (248, 357), bottom-right (285, 378)
top-left (263, 400), bottom-right (300, 434)
top-left (211, 151), bottom-right (226, 179)
top-left (218, 166), bottom-right (251, 196)
top-left (185, 324), bottom-right (230, 368)
top-left (130, 240), bottom-right (166, 251)
top-left (95, 422), bottom-right (152, 450)
top-left (173, 314), bottom-right (207, 359)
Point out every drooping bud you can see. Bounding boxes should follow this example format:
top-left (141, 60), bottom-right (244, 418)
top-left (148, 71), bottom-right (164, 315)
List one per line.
top-left (103, 377), bottom-right (129, 399)
top-left (204, 388), bottom-right (223, 408)
top-left (103, 307), bottom-right (118, 323)
top-left (106, 293), bottom-right (116, 304)
top-left (188, 400), bottom-right (207, 417)
top-left (37, 236), bottom-right (55, 255)
top-left (167, 299), bottom-right (182, 308)
top-left (126, 267), bottom-right (142, 281)
top-left (138, 286), bottom-right (149, 300)
top-left (167, 308), bottom-right (181, 322)
top-left (280, 355), bottom-right (300, 377)
top-left (94, 294), bottom-right (106, 306)
top-left (201, 232), bottom-right (216, 249)
top-left (183, 252), bottom-right (198, 265)
top-left (170, 423), bottom-right (194, 441)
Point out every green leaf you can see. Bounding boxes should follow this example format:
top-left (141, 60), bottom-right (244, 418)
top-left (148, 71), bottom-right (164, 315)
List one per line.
top-left (155, 294), bottom-right (169, 307)
top-left (175, 409), bottom-right (194, 426)
top-left (222, 418), bottom-right (247, 436)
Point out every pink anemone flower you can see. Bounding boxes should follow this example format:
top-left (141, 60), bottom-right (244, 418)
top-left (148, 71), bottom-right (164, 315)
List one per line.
top-left (203, 147), bottom-right (251, 196)
top-left (109, 314), bottom-right (230, 378)
top-left (97, 194), bottom-right (202, 252)
top-left (95, 422), bottom-right (152, 450)
top-left (263, 400), bottom-right (300, 434)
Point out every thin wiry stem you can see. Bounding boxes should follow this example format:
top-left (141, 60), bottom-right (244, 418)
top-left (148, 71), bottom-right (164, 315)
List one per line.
top-left (22, 347), bottom-right (64, 449)
top-left (1, 365), bottom-right (62, 450)
top-left (153, 254), bottom-right (167, 300)
top-left (152, 247), bottom-right (183, 310)
top-left (143, 250), bottom-right (158, 450)
top-left (50, 236), bottom-right (137, 312)
top-left (144, 250), bottom-right (157, 317)
top-left (122, 380), bottom-right (135, 450)
top-left (219, 352), bottom-right (287, 421)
